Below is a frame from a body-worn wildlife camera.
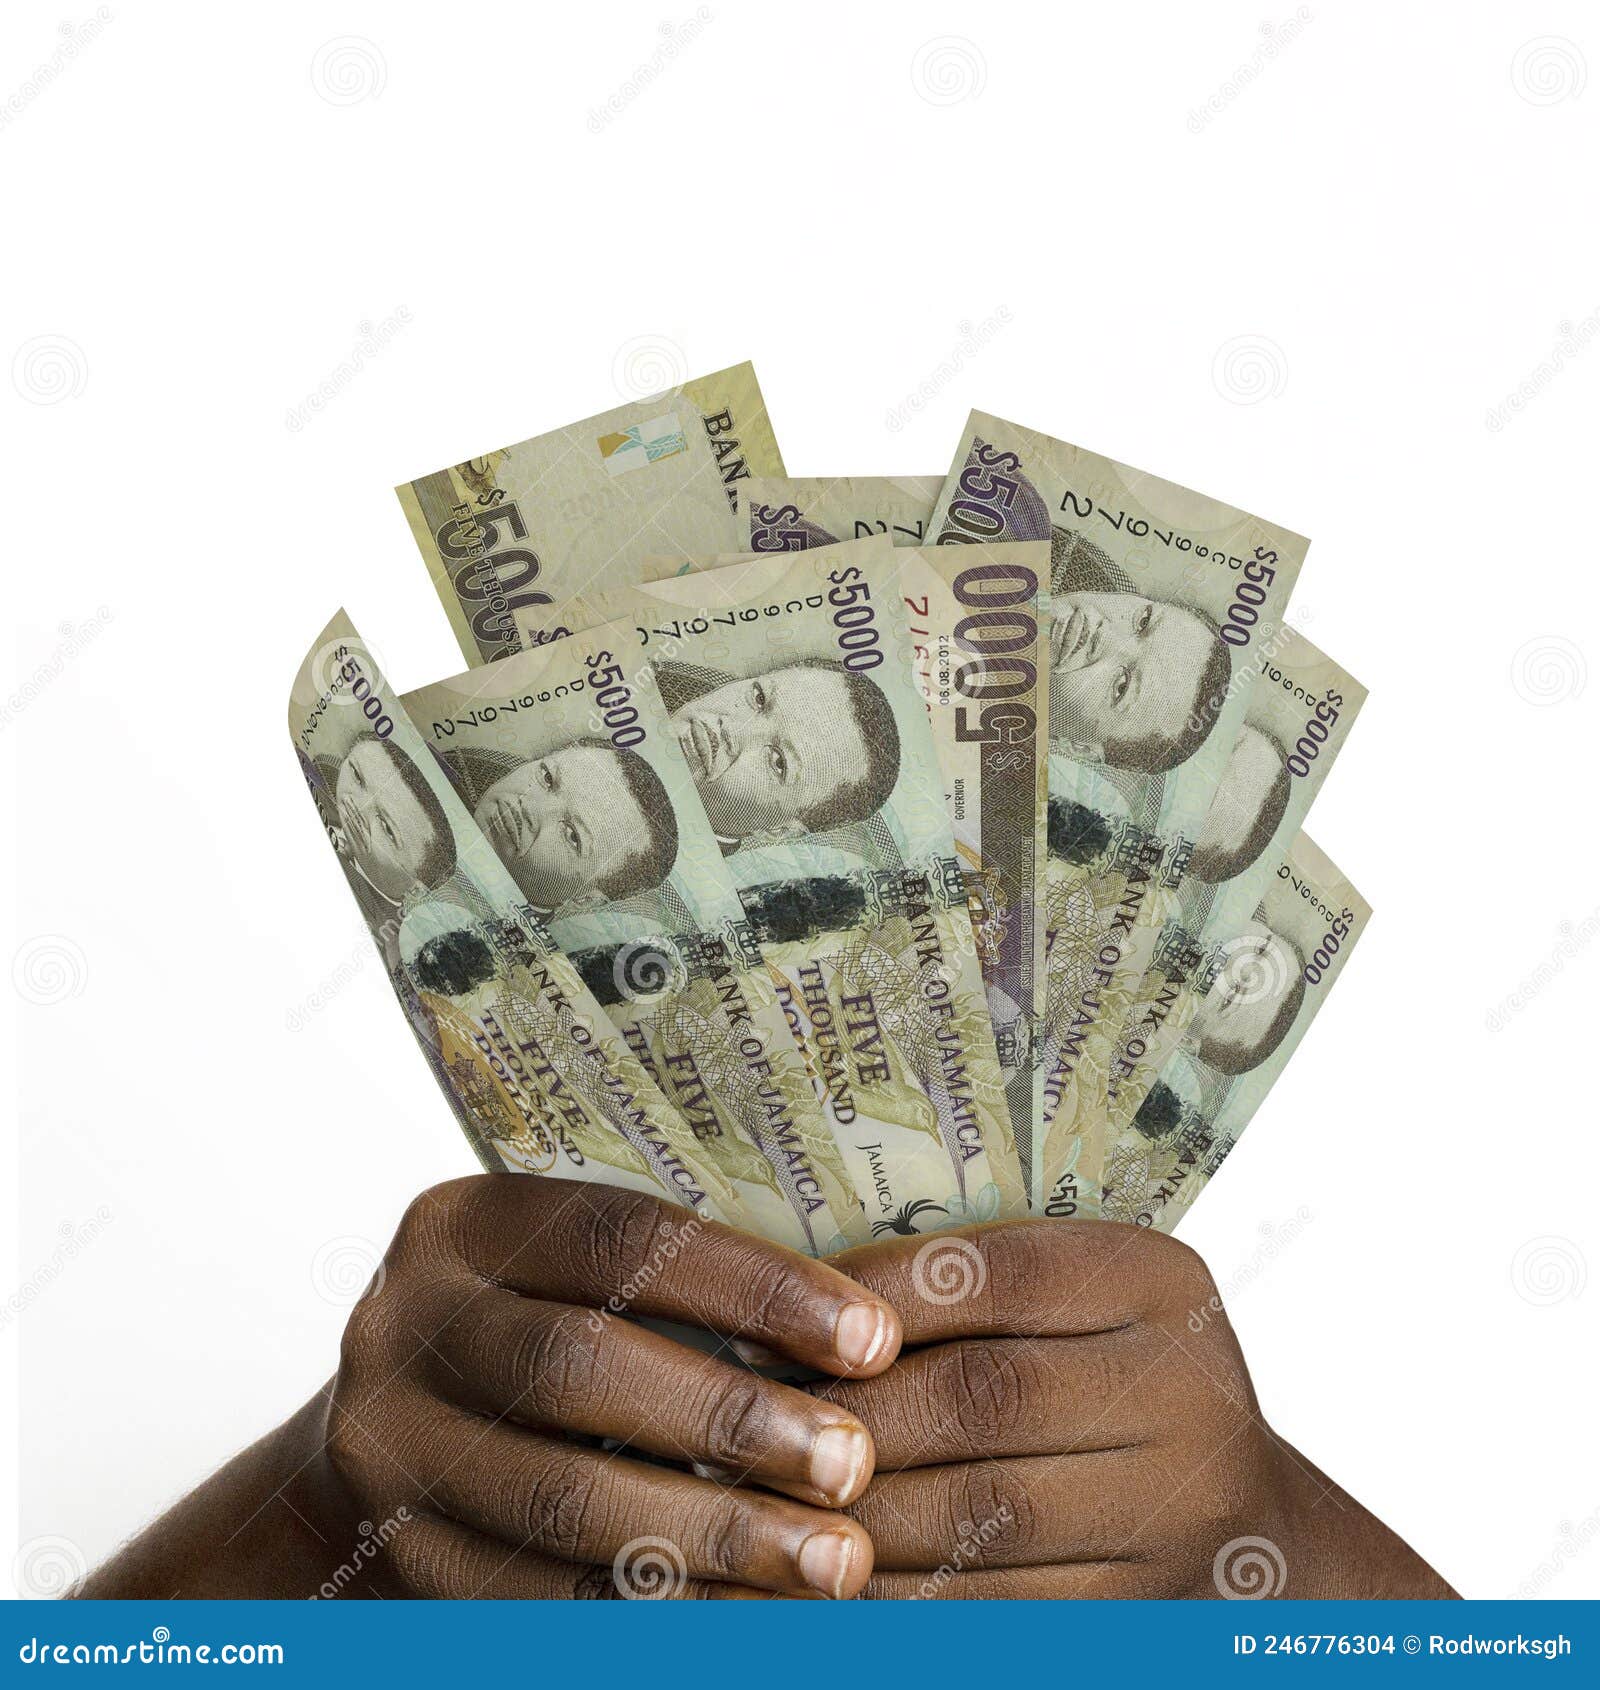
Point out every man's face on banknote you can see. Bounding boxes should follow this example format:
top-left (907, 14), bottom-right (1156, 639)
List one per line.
top-left (1049, 590), bottom-right (1228, 773)
top-left (1189, 722), bottom-right (1290, 884)
top-left (668, 661), bottom-right (893, 843)
top-left (472, 740), bottom-right (675, 911)
top-left (334, 737), bottom-right (446, 904)
top-left (1189, 921), bottom-right (1304, 1077)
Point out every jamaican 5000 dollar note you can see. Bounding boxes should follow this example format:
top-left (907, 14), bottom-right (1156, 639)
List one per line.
top-left (401, 641), bottom-right (865, 1253)
top-left (396, 363), bottom-right (783, 666)
top-left (289, 610), bottom-right (742, 1222)
top-left (1100, 830), bottom-right (1370, 1232)
top-left (513, 536), bottom-right (1027, 1231)
top-left (929, 414), bottom-right (1308, 1216)
top-left (1103, 625), bottom-right (1365, 1154)
top-left (745, 477), bottom-right (942, 548)
top-left (642, 533), bottom-right (1051, 1203)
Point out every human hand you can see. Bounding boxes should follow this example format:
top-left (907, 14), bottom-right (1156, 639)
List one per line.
top-left (318, 1177), bottom-right (902, 1599)
top-left (811, 1220), bottom-right (1455, 1599)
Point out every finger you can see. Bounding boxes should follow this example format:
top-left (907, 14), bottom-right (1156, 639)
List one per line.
top-left (388, 1510), bottom-right (796, 1600)
top-left (409, 1402), bottom-right (874, 1597)
top-left (829, 1219), bottom-right (1210, 1346)
top-left (452, 1179), bottom-right (902, 1375)
top-left (865, 1563), bottom-right (1149, 1600)
top-left (810, 1331), bottom-right (1159, 1469)
top-left (418, 1285), bottom-right (875, 1505)
top-left (847, 1451), bottom-right (1145, 1570)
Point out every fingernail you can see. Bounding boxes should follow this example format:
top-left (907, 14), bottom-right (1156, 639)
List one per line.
top-left (833, 1302), bottom-right (889, 1371)
top-left (798, 1528), bottom-right (858, 1599)
top-left (809, 1423), bottom-right (868, 1503)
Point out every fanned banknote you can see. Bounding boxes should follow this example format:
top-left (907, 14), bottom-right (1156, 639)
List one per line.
top-left (1099, 831), bottom-right (1370, 1231)
top-left (745, 476), bottom-right (942, 548)
top-left (1103, 626), bottom-right (1365, 1150)
top-left (641, 538), bottom-right (1051, 1200)
top-left (400, 642), bottom-right (865, 1254)
top-left (513, 536), bottom-right (1027, 1230)
top-left (928, 414), bottom-right (1308, 1216)
top-left (289, 610), bottom-right (743, 1222)
top-left (396, 363), bottom-right (783, 666)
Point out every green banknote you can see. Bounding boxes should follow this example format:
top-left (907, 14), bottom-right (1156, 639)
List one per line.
top-left (289, 610), bottom-right (743, 1221)
top-left (515, 536), bottom-right (1028, 1230)
top-left (400, 642), bottom-right (865, 1254)
top-left (642, 536), bottom-right (1051, 1201)
top-left (1100, 830), bottom-right (1371, 1232)
top-left (744, 476), bottom-right (942, 547)
top-left (396, 363), bottom-right (783, 667)
top-left (1103, 625), bottom-right (1366, 1153)
top-left (928, 414), bottom-right (1308, 1215)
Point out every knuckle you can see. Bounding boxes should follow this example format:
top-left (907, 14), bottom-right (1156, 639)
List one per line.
top-left (973, 1224), bottom-right (1059, 1322)
top-left (938, 1342), bottom-right (1038, 1447)
top-left (519, 1446), bottom-right (602, 1563)
top-left (514, 1305), bottom-right (607, 1423)
top-left (726, 1249), bottom-right (818, 1338)
top-left (701, 1376), bottom-right (776, 1472)
top-left (573, 1187), bottom-right (677, 1300)
top-left (945, 1462), bottom-right (1035, 1565)
top-left (701, 1493), bottom-right (765, 1582)
top-left (1142, 1231), bottom-right (1218, 1313)
top-left (570, 1562), bottom-right (624, 1601)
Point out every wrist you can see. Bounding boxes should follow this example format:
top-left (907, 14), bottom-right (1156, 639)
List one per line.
top-left (1267, 1431), bottom-right (1458, 1600)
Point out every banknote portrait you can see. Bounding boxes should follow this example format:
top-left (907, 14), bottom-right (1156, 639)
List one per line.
top-left (1185, 722), bottom-right (1292, 884)
top-left (1188, 919), bottom-right (1306, 1078)
top-left (314, 733), bottom-right (459, 914)
top-left (433, 738), bottom-right (680, 914)
top-left (1048, 531), bottom-right (1233, 777)
top-left (652, 655), bottom-right (902, 851)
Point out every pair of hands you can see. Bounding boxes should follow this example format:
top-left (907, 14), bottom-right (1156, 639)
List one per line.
top-left (315, 1176), bottom-right (1395, 1600)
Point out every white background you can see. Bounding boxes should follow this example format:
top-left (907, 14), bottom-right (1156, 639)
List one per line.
top-left (4, 0), bottom-right (1597, 1602)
